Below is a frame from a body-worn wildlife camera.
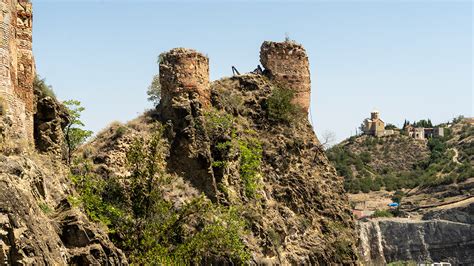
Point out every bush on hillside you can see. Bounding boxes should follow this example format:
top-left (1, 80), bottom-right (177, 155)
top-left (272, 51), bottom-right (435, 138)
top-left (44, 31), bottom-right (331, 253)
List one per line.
top-left (34, 75), bottom-right (56, 99)
top-left (267, 86), bottom-right (301, 122)
top-left (372, 209), bottom-right (393, 218)
top-left (70, 126), bottom-right (250, 264)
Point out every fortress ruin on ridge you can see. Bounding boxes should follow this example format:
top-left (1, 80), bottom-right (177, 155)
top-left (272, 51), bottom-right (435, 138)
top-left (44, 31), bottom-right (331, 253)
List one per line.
top-left (158, 40), bottom-right (312, 114)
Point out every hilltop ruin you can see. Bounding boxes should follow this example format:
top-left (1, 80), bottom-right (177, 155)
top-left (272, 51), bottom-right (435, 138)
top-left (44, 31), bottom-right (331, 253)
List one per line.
top-left (159, 40), bottom-right (312, 115)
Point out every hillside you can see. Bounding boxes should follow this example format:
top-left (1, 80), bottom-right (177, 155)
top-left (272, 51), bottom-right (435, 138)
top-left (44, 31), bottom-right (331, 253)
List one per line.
top-left (64, 43), bottom-right (360, 264)
top-left (76, 75), bottom-right (358, 264)
top-left (328, 117), bottom-right (474, 264)
top-left (328, 118), bottom-right (473, 195)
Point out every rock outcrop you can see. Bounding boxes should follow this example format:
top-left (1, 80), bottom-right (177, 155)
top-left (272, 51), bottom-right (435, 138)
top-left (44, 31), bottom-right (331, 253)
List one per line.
top-left (83, 42), bottom-right (359, 264)
top-left (33, 83), bottom-right (69, 158)
top-left (359, 203), bottom-right (474, 265)
top-left (0, 154), bottom-right (127, 265)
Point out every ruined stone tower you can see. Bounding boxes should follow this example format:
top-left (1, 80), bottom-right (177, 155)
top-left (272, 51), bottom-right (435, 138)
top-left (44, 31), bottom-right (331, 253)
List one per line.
top-left (260, 41), bottom-right (311, 112)
top-left (0, 0), bottom-right (34, 145)
top-left (159, 48), bottom-right (210, 111)
top-left (158, 48), bottom-right (217, 200)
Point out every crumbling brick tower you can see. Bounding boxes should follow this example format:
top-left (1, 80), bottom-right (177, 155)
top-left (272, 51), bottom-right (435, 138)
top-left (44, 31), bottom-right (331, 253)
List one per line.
top-left (0, 0), bottom-right (34, 145)
top-left (260, 41), bottom-right (311, 113)
top-left (159, 48), bottom-right (210, 113)
top-left (159, 48), bottom-right (218, 199)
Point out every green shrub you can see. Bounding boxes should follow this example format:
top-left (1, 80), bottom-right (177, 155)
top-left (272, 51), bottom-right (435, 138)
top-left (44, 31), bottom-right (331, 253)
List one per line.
top-left (385, 124), bottom-right (398, 130)
top-left (239, 138), bottom-right (263, 198)
top-left (114, 125), bottom-right (128, 138)
top-left (71, 128), bottom-right (250, 264)
top-left (38, 202), bottom-right (53, 214)
top-left (132, 197), bottom-right (250, 264)
top-left (391, 190), bottom-right (404, 203)
top-left (34, 75), bottom-right (56, 99)
top-left (359, 177), bottom-right (371, 193)
top-left (360, 151), bottom-right (371, 164)
top-left (267, 86), bottom-right (300, 122)
top-left (372, 209), bottom-right (393, 218)
top-left (205, 109), bottom-right (234, 139)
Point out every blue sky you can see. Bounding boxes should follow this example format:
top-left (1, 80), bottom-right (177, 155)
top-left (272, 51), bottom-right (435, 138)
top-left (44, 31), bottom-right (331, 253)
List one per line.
top-left (33, 0), bottom-right (472, 143)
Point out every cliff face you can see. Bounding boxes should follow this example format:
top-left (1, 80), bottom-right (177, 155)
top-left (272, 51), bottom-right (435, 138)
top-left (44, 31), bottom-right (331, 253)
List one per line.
top-left (80, 42), bottom-right (359, 264)
top-left (0, 154), bottom-right (128, 265)
top-left (359, 202), bottom-right (474, 265)
top-left (157, 43), bottom-right (357, 264)
top-left (0, 1), bottom-right (128, 264)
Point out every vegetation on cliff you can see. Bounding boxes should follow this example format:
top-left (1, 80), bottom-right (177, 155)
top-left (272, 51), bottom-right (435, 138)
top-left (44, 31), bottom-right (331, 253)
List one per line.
top-left (71, 73), bottom-right (358, 264)
top-left (70, 127), bottom-right (250, 264)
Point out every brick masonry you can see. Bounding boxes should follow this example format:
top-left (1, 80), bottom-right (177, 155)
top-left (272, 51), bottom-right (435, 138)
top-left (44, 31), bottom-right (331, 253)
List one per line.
top-left (0, 0), bottom-right (34, 145)
top-left (260, 41), bottom-right (311, 113)
top-left (159, 48), bottom-right (210, 109)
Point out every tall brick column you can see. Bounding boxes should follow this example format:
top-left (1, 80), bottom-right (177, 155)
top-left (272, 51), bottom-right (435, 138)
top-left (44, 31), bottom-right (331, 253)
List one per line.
top-left (260, 41), bottom-right (311, 113)
top-left (159, 48), bottom-right (210, 110)
top-left (15, 0), bottom-right (34, 144)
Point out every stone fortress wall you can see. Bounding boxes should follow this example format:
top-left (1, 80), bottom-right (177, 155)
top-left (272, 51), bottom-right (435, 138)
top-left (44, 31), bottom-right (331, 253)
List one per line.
top-left (0, 0), bottom-right (34, 145)
top-left (260, 41), bottom-right (311, 113)
top-left (159, 48), bottom-right (210, 109)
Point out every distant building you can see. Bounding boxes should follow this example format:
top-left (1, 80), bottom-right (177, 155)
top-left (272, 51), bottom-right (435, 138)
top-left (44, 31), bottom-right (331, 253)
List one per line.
top-left (363, 110), bottom-right (397, 137)
top-left (405, 125), bottom-right (444, 140)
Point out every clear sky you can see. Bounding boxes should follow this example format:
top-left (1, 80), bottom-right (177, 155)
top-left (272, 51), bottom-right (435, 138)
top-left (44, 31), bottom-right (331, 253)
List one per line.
top-left (33, 0), bottom-right (472, 143)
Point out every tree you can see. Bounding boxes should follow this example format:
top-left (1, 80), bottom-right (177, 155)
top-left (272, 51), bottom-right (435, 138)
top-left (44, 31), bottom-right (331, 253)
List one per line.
top-left (452, 115), bottom-right (465, 124)
top-left (385, 123), bottom-right (397, 130)
top-left (147, 74), bottom-right (161, 107)
top-left (320, 130), bottom-right (336, 149)
top-left (391, 190), bottom-right (404, 204)
top-left (34, 75), bottom-right (56, 99)
top-left (402, 120), bottom-right (409, 130)
top-left (413, 119), bottom-right (433, 128)
top-left (359, 120), bottom-right (367, 135)
top-left (63, 100), bottom-right (93, 164)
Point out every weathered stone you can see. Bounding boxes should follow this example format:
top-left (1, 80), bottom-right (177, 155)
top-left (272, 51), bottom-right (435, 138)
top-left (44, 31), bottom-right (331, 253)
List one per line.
top-left (34, 95), bottom-right (69, 157)
top-left (160, 48), bottom-right (210, 115)
top-left (0, 155), bottom-right (128, 265)
top-left (158, 48), bottom-right (217, 200)
top-left (359, 204), bottom-right (474, 265)
top-left (0, 0), bottom-right (35, 146)
top-left (260, 41), bottom-right (311, 113)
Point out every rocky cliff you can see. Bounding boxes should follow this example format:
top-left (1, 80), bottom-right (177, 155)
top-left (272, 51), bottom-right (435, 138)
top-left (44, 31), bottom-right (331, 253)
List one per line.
top-left (0, 1), bottom-right (127, 264)
top-left (78, 43), bottom-right (359, 264)
top-left (328, 118), bottom-right (474, 264)
top-left (0, 153), bottom-right (127, 265)
top-left (359, 202), bottom-right (474, 265)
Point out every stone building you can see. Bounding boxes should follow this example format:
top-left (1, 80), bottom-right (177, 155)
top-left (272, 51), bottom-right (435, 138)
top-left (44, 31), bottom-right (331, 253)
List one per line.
top-left (405, 124), bottom-right (444, 140)
top-left (260, 40), bottom-right (311, 113)
top-left (0, 0), bottom-right (34, 146)
top-left (363, 110), bottom-right (386, 137)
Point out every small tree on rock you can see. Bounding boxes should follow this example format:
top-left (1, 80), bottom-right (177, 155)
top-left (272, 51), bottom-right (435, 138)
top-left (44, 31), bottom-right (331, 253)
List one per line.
top-left (147, 74), bottom-right (161, 107)
top-left (63, 100), bottom-right (92, 164)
